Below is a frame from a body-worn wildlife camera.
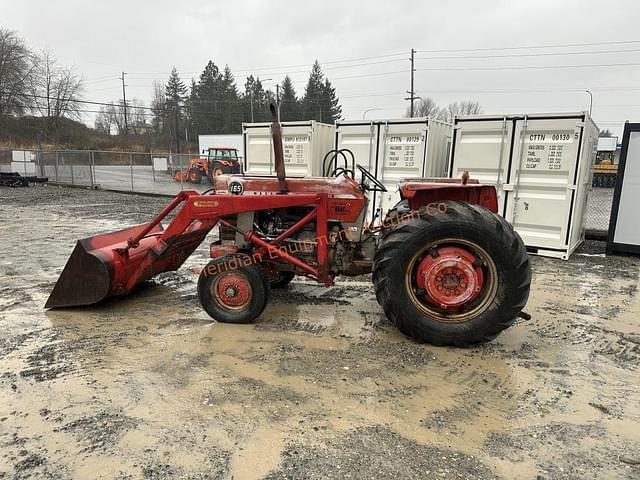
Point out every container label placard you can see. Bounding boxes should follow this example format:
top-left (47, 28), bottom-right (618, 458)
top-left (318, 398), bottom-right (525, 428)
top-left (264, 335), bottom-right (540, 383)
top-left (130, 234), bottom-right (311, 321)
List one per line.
top-left (283, 135), bottom-right (309, 164)
top-left (386, 135), bottom-right (423, 168)
top-left (523, 131), bottom-right (577, 170)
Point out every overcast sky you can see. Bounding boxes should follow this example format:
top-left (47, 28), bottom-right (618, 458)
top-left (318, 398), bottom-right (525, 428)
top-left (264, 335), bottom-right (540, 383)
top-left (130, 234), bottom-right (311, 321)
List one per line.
top-left (2, 0), bottom-right (639, 136)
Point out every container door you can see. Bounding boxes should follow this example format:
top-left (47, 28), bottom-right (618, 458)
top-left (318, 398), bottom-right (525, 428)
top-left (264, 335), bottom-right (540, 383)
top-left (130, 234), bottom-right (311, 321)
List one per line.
top-left (282, 125), bottom-right (314, 177)
top-left (244, 127), bottom-right (273, 175)
top-left (449, 118), bottom-right (512, 214)
top-left (505, 117), bottom-right (583, 252)
top-left (375, 121), bottom-right (428, 215)
top-left (335, 123), bottom-right (377, 174)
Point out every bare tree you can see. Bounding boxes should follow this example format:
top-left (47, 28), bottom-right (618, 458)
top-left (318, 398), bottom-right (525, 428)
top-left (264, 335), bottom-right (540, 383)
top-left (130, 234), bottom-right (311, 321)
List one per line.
top-left (150, 80), bottom-right (167, 134)
top-left (0, 28), bottom-right (34, 119)
top-left (406, 97), bottom-right (441, 118)
top-left (94, 103), bottom-right (116, 135)
top-left (458, 100), bottom-right (483, 116)
top-left (30, 49), bottom-right (84, 129)
top-left (97, 98), bottom-right (147, 135)
top-left (441, 100), bottom-right (483, 122)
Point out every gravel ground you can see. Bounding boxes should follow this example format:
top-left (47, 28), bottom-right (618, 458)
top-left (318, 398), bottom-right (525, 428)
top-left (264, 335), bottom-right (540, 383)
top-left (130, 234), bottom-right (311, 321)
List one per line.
top-left (0, 184), bottom-right (639, 480)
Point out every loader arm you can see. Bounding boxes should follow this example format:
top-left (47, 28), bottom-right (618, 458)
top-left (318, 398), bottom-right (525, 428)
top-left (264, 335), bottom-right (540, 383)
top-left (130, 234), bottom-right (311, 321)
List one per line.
top-left (46, 190), bottom-right (331, 308)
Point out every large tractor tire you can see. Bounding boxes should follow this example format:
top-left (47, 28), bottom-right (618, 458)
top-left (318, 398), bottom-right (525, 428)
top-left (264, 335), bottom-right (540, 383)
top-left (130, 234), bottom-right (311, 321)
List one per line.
top-left (188, 167), bottom-right (203, 184)
top-left (198, 254), bottom-right (270, 324)
top-left (373, 200), bottom-right (531, 346)
top-left (207, 161), bottom-right (226, 183)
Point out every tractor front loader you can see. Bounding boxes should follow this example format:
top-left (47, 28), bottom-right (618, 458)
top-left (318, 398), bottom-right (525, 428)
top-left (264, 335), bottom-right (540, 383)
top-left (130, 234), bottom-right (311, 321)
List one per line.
top-left (47, 105), bottom-right (531, 346)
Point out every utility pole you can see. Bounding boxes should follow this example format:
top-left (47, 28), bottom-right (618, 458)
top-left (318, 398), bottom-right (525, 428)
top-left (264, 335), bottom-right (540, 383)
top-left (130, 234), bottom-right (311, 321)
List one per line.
top-left (276, 83), bottom-right (281, 122)
top-left (250, 90), bottom-right (254, 123)
top-left (175, 108), bottom-right (180, 154)
top-left (404, 48), bottom-right (416, 117)
top-left (120, 72), bottom-right (129, 135)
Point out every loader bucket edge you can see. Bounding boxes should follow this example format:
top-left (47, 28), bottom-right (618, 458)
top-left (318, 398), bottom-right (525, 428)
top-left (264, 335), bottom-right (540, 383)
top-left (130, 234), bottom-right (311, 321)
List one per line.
top-left (45, 222), bottom-right (163, 309)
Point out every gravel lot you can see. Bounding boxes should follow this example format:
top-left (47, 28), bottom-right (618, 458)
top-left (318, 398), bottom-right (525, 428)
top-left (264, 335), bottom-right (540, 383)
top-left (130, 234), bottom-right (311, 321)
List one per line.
top-left (0, 185), bottom-right (639, 480)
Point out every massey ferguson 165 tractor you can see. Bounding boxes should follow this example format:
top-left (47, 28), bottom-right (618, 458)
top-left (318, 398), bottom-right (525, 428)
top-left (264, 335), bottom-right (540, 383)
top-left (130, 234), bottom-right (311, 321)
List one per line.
top-left (47, 106), bottom-right (531, 346)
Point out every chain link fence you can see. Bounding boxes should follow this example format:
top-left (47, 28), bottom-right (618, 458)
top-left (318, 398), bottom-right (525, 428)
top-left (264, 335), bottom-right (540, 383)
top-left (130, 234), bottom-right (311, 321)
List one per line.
top-left (1, 148), bottom-right (617, 238)
top-left (2, 149), bottom-right (204, 196)
top-left (584, 186), bottom-right (614, 234)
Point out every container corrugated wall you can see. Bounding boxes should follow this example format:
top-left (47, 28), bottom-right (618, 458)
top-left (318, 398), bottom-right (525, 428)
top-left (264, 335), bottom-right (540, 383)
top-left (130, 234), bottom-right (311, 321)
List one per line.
top-left (336, 118), bottom-right (451, 219)
top-left (449, 112), bottom-right (599, 259)
top-left (242, 121), bottom-right (335, 176)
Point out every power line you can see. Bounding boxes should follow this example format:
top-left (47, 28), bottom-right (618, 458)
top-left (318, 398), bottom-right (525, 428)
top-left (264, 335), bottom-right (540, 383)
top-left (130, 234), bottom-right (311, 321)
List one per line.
top-left (415, 39), bottom-right (640, 53)
top-left (415, 47), bottom-right (640, 61)
top-left (416, 62), bottom-right (640, 72)
top-left (124, 52), bottom-right (408, 77)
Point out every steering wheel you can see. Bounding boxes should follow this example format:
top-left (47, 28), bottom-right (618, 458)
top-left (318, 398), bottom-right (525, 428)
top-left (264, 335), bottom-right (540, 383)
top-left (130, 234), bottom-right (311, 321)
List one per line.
top-left (356, 164), bottom-right (387, 192)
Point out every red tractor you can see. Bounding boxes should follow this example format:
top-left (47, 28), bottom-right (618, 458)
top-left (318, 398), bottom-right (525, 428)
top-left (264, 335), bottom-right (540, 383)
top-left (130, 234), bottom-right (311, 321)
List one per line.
top-left (174, 147), bottom-right (242, 184)
top-left (47, 106), bottom-right (530, 346)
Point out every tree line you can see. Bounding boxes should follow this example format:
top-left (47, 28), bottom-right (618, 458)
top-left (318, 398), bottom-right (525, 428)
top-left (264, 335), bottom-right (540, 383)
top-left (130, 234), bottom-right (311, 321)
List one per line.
top-left (0, 28), bottom-right (85, 145)
top-left (95, 59), bottom-right (343, 152)
top-left (407, 97), bottom-right (483, 122)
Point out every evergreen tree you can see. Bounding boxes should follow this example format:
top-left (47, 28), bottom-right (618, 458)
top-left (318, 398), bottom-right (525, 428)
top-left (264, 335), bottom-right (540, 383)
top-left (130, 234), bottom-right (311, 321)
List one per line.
top-left (279, 75), bottom-right (298, 121)
top-left (301, 60), bottom-right (325, 121)
top-left (164, 67), bottom-right (187, 151)
top-left (322, 77), bottom-right (342, 122)
top-left (301, 61), bottom-right (342, 123)
top-left (243, 75), bottom-right (269, 122)
top-left (220, 65), bottom-right (240, 133)
top-left (165, 67), bottom-right (187, 110)
top-left (191, 60), bottom-right (222, 134)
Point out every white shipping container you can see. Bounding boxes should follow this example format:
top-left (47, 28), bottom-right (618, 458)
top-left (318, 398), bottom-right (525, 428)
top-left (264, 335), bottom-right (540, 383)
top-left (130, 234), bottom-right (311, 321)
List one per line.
top-left (242, 121), bottom-right (334, 176)
top-left (198, 134), bottom-right (244, 158)
top-left (336, 118), bottom-right (451, 219)
top-left (12, 150), bottom-right (36, 162)
top-left (0, 161), bottom-right (36, 175)
top-left (597, 136), bottom-right (617, 152)
top-left (449, 112), bottom-right (599, 259)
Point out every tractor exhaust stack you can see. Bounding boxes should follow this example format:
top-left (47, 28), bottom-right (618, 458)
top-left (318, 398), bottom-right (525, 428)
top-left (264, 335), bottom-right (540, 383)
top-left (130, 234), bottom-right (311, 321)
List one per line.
top-left (270, 103), bottom-right (287, 193)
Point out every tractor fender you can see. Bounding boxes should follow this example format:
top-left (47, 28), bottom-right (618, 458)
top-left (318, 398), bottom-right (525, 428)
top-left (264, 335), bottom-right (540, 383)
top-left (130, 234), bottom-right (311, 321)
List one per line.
top-left (399, 180), bottom-right (498, 214)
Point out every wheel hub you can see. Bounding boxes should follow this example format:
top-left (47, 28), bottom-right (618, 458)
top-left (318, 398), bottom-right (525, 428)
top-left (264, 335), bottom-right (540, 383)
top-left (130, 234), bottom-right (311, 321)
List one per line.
top-left (216, 273), bottom-right (251, 308)
top-left (416, 246), bottom-right (484, 309)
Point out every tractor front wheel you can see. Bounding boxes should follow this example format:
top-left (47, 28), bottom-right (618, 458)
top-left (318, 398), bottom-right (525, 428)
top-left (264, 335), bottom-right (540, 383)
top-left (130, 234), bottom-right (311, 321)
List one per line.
top-left (373, 201), bottom-right (530, 346)
top-left (198, 255), bottom-right (269, 324)
top-left (188, 167), bottom-right (203, 184)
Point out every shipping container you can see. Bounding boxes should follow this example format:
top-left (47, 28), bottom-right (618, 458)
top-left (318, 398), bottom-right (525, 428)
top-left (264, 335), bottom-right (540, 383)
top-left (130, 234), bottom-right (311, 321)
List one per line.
top-left (449, 112), bottom-right (599, 259)
top-left (242, 121), bottom-right (334, 176)
top-left (198, 134), bottom-right (244, 158)
top-left (0, 162), bottom-right (36, 175)
top-left (335, 118), bottom-right (451, 219)
top-left (11, 150), bottom-right (36, 162)
top-left (607, 122), bottom-right (640, 255)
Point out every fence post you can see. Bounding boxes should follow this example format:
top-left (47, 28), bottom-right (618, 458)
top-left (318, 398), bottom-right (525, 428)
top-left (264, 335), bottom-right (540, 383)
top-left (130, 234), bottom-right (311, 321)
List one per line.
top-left (90, 151), bottom-right (95, 187)
top-left (55, 151), bottom-right (59, 183)
top-left (130, 152), bottom-right (134, 191)
top-left (151, 152), bottom-right (156, 182)
top-left (70, 154), bottom-right (74, 185)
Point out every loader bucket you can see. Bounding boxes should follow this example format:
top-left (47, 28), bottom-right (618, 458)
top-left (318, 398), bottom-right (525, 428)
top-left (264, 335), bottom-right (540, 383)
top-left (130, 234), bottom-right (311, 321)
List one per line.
top-left (45, 222), bottom-right (166, 309)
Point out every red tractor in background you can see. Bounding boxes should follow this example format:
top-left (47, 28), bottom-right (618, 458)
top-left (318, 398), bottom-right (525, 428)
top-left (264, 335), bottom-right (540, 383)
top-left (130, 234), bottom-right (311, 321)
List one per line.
top-left (47, 105), bottom-right (531, 346)
top-left (174, 147), bottom-right (242, 184)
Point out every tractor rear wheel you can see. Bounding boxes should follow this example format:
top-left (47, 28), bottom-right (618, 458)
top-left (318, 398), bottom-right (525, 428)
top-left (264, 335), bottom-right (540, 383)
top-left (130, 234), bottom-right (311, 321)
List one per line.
top-left (373, 200), bottom-right (530, 346)
top-left (198, 254), bottom-right (270, 324)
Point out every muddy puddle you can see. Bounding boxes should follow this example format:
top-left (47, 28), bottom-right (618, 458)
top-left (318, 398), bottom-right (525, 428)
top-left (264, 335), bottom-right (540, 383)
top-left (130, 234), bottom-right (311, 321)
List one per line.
top-left (0, 185), bottom-right (639, 479)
